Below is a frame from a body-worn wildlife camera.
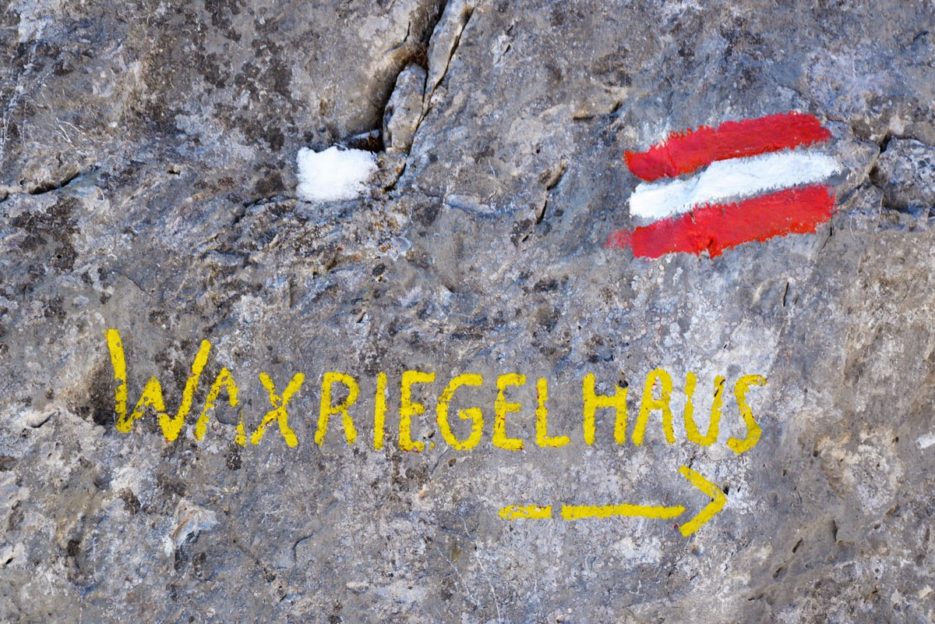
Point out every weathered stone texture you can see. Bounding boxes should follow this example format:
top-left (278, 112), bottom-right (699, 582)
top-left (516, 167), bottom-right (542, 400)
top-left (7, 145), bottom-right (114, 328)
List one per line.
top-left (0, 1), bottom-right (933, 622)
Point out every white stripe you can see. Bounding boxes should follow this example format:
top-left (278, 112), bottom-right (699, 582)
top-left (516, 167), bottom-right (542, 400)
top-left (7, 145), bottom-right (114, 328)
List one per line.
top-left (629, 150), bottom-right (840, 221)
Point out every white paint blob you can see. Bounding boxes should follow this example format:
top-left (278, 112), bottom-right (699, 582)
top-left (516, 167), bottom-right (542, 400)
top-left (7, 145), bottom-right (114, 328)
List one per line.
top-left (296, 146), bottom-right (377, 202)
top-left (629, 150), bottom-right (841, 221)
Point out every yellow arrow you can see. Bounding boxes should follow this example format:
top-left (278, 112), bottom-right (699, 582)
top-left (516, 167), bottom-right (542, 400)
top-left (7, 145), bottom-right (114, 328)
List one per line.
top-left (560, 503), bottom-right (684, 521)
top-left (498, 504), bottom-right (552, 520)
top-left (497, 465), bottom-right (727, 536)
top-left (675, 465), bottom-right (727, 537)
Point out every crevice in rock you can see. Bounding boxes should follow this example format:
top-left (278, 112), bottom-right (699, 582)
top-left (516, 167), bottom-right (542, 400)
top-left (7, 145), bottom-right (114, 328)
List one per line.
top-left (0, 167), bottom-right (94, 199)
top-left (877, 132), bottom-right (893, 154)
top-left (535, 159), bottom-right (567, 225)
top-left (420, 0), bottom-right (476, 130)
top-left (321, 0), bottom-right (474, 202)
top-left (344, 128), bottom-right (384, 153)
top-left (572, 99), bottom-right (624, 122)
top-left (241, 193), bottom-right (291, 210)
top-left (340, 0), bottom-right (444, 153)
top-left (382, 161), bottom-right (407, 193)
top-left (536, 198), bottom-right (549, 225)
top-left (854, 132), bottom-right (933, 214)
top-left (27, 169), bottom-right (83, 195)
top-left (292, 534), bottom-right (315, 564)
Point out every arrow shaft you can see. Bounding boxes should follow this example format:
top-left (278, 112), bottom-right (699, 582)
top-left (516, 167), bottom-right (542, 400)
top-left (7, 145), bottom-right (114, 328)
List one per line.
top-left (560, 504), bottom-right (685, 521)
top-left (498, 465), bottom-right (727, 536)
top-left (499, 505), bottom-right (552, 520)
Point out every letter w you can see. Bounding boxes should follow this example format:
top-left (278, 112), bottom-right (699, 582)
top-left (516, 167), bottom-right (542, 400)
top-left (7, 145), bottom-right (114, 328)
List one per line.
top-left (105, 328), bottom-right (211, 442)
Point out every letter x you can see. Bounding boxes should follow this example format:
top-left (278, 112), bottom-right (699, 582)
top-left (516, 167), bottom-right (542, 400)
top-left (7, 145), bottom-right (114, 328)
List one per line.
top-left (250, 372), bottom-right (305, 448)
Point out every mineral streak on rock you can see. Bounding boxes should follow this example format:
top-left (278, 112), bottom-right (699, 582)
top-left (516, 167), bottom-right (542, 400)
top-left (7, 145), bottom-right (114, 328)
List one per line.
top-left (0, 1), bottom-right (934, 622)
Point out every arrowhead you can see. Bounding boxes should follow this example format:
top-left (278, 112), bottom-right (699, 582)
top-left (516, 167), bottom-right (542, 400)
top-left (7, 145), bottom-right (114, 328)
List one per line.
top-left (677, 465), bottom-right (727, 537)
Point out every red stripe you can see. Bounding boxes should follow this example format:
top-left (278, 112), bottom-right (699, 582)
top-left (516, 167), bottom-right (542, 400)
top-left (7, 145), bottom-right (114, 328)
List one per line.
top-left (605, 185), bottom-right (835, 258)
top-left (624, 112), bottom-right (831, 181)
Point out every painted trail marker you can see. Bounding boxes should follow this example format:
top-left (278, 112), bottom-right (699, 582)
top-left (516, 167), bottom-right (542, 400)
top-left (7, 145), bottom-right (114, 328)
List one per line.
top-left (607, 111), bottom-right (840, 258)
top-left (104, 328), bottom-right (766, 536)
top-left (498, 465), bottom-right (727, 537)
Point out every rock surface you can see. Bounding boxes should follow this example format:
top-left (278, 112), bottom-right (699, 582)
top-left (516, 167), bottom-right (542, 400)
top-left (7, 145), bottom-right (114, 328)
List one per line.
top-left (0, 1), bottom-right (933, 622)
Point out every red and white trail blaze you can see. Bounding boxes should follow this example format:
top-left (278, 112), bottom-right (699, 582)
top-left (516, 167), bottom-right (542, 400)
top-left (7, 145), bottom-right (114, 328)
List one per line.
top-left (607, 111), bottom-right (840, 258)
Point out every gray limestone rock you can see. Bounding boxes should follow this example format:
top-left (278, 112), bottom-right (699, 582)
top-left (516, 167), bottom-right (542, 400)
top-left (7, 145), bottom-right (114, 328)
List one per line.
top-left (872, 138), bottom-right (935, 214)
top-left (0, 1), bottom-right (933, 622)
top-left (384, 64), bottom-right (428, 152)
